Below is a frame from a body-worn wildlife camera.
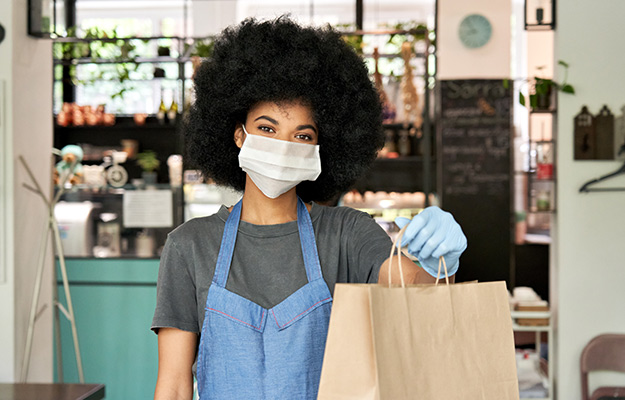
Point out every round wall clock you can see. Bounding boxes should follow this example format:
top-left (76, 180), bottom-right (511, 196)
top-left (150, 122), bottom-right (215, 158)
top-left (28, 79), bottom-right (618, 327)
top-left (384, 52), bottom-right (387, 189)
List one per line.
top-left (458, 14), bottom-right (492, 49)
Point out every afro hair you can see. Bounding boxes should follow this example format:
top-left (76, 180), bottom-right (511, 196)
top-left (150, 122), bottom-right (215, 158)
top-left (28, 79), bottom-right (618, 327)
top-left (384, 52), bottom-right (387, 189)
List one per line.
top-left (184, 16), bottom-right (384, 202)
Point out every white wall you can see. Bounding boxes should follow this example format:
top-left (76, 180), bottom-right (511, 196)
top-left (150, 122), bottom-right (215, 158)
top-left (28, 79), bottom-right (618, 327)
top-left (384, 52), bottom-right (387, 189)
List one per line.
top-left (192, 0), bottom-right (237, 36)
top-left (555, 0), bottom-right (625, 397)
top-left (0, 0), bottom-right (16, 381)
top-left (0, 0), bottom-right (53, 382)
top-left (437, 0), bottom-right (511, 79)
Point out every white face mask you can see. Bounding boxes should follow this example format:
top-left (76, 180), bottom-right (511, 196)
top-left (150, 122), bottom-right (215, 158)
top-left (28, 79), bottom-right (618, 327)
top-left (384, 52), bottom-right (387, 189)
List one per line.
top-left (238, 125), bottom-right (322, 199)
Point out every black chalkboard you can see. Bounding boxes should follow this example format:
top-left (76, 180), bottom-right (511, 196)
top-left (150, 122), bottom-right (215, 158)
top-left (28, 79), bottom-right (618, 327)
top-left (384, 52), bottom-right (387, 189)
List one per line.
top-left (438, 79), bottom-right (513, 284)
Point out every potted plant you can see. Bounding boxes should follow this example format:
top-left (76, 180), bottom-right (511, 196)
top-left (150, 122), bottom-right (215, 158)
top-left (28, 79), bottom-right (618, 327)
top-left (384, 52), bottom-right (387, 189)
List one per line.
top-left (509, 60), bottom-right (575, 110)
top-left (189, 39), bottom-right (214, 58)
top-left (136, 150), bottom-right (160, 184)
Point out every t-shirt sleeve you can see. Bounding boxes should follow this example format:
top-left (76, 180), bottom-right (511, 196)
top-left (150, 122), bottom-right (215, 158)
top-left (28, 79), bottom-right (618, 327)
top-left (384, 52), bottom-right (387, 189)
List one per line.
top-left (344, 209), bottom-right (394, 284)
top-left (151, 235), bottom-right (199, 334)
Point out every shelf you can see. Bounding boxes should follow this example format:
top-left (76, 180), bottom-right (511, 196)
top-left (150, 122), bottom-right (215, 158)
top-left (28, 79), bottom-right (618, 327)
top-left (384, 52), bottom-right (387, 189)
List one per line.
top-left (512, 323), bottom-right (551, 332)
top-left (53, 35), bottom-right (196, 43)
top-left (382, 122), bottom-right (417, 130)
top-left (375, 155), bottom-right (432, 163)
top-left (55, 116), bottom-right (179, 130)
top-left (524, 233), bottom-right (551, 245)
top-left (529, 108), bottom-right (556, 114)
top-left (53, 77), bottom-right (182, 83)
top-left (54, 56), bottom-right (187, 65)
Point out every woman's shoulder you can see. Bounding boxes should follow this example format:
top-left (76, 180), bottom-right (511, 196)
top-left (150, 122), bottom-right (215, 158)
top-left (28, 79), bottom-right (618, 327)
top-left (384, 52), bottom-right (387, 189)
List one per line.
top-left (312, 202), bottom-right (378, 227)
top-left (167, 206), bottom-right (228, 243)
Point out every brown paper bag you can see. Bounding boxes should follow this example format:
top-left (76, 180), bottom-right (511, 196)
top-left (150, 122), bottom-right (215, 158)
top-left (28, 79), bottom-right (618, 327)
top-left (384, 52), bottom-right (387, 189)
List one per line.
top-left (318, 229), bottom-right (519, 400)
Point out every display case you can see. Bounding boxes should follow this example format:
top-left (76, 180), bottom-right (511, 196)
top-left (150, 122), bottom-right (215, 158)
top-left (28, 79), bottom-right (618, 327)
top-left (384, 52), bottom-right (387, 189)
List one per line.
top-left (56, 184), bottom-right (183, 259)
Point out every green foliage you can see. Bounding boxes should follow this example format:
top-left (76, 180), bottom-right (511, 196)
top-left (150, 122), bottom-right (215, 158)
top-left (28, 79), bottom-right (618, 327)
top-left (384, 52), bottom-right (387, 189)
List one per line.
top-left (136, 151), bottom-right (160, 172)
top-left (191, 39), bottom-right (215, 58)
top-left (515, 60), bottom-right (576, 109)
top-left (54, 25), bottom-right (142, 100)
top-left (385, 21), bottom-right (432, 48)
top-left (335, 23), bottom-right (364, 55)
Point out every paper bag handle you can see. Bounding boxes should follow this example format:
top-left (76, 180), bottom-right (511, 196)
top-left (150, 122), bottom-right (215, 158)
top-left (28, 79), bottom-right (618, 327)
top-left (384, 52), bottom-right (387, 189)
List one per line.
top-left (387, 225), bottom-right (450, 288)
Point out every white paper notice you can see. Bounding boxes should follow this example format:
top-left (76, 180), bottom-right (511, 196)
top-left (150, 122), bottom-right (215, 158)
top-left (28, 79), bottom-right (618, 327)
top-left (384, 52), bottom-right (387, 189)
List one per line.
top-left (123, 190), bottom-right (173, 228)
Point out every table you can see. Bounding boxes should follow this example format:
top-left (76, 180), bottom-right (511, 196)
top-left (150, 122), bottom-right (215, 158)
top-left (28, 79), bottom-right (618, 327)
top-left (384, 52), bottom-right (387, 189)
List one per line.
top-left (0, 383), bottom-right (104, 400)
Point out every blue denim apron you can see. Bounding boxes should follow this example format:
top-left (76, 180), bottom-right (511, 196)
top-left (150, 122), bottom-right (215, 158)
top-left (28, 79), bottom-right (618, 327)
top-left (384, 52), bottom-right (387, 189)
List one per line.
top-left (196, 198), bottom-right (333, 399)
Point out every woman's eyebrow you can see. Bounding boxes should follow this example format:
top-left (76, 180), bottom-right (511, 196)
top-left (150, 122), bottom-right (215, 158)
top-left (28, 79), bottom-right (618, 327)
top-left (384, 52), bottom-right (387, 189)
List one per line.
top-left (254, 115), bottom-right (279, 125)
top-left (297, 124), bottom-right (318, 134)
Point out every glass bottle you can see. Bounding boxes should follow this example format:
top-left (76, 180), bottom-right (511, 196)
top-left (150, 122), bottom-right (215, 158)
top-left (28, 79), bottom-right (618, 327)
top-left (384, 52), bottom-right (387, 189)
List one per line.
top-left (157, 98), bottom-right (167, 125)
top-left (167, 100), bottom-right (178, 124)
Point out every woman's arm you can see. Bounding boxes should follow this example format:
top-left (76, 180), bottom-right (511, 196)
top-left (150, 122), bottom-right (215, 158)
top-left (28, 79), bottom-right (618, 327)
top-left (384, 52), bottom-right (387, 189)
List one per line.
top-left (378, 255), bottom-right (455, 285)
top-left (154, 328), bottom-right (198, 400)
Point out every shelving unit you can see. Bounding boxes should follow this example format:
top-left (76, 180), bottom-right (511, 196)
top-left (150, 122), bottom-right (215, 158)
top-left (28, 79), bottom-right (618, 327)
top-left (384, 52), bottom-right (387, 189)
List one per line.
top-left (53, 35), bottom-right (208, 115)
top-left (53, 28), bottom-right (436, 206)
top-left (344, 28), bottom-right (437, 201)
top-left (527, 110), bottom-right (556, 213)
top-left (511, 310), bottom-right (553, 400)
top-left (521, 107), bottom-right (556, 245)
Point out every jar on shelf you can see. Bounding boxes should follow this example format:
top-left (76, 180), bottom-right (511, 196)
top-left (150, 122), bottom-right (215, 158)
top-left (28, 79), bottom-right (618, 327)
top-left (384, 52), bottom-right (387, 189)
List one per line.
top-left (536, 189), bottom-right (551, 211)
top-left (536, 142), bottom-right (553, 180)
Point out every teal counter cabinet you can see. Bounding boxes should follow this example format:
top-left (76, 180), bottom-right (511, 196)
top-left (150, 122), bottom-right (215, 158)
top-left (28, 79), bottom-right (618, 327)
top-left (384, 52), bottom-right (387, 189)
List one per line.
top-left (55, 258), bottom-right (160, 399)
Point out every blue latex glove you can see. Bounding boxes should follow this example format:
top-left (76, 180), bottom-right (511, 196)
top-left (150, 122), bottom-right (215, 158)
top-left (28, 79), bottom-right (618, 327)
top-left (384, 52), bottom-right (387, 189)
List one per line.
top-left (395, 206), bottom-right (467, 278)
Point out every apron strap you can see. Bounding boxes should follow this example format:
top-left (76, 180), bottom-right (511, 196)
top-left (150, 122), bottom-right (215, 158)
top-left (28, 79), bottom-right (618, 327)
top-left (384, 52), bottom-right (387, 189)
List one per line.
top-left (296, 198), bottom-right (323, 282)
top-left (212, 200), bottom-right (242, 287)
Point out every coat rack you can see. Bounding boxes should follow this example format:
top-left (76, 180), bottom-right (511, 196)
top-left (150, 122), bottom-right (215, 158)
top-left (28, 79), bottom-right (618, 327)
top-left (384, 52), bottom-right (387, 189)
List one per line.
top-left (19, 154), bottom-right (84, 383)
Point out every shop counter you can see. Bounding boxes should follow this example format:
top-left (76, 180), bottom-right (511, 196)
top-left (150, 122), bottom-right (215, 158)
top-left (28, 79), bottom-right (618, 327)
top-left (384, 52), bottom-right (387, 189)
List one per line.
top-left (0, 383), bottom-right (104, 400)
top-left (55, 258), bottom-right (159, 399)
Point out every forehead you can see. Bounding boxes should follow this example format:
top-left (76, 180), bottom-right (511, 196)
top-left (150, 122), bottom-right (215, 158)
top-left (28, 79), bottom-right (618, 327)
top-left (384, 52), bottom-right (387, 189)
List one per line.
top-left (247, 100), bottom-right (315, 123)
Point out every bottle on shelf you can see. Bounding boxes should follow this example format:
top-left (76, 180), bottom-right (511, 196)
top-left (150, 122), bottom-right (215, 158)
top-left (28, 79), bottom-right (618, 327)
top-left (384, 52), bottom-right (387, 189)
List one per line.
top-left (167, 100), bottom-right (178, 125)
top-left (157, 96), bottom-right (167, 125)
top-left (397, 130), bottom-right (411, 156)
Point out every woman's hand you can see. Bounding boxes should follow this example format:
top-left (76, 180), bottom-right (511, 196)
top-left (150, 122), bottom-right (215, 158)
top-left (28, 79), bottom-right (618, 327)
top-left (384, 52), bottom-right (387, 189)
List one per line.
top-left (395, 206), bottom-right (467, 278)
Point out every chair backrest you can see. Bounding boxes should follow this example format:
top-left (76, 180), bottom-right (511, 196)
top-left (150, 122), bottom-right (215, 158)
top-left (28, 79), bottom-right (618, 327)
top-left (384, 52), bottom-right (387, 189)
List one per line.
top-left (581, 334), bottom-right (625, 400)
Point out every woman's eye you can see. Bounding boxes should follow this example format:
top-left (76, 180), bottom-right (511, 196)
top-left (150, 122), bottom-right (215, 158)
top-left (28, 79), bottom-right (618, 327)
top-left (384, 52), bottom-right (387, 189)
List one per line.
top-left (258, 126), bottom-right (275, 134)
top-left (295, 133), bottom-right (314, 141)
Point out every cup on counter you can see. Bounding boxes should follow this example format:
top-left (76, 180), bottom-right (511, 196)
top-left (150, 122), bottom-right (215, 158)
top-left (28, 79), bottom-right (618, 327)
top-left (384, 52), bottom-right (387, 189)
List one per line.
top-left (136, 230), bottom-right (155, 258)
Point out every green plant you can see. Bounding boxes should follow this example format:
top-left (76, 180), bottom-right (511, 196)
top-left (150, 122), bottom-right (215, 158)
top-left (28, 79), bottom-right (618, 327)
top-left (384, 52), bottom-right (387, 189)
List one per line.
top-left (385, 21), bottom-right (431, 48)
top-left (191, 39), bottom-right (215, 58)
top-left (54, 25), bottom-right (140, 100)
top-left (505, 60), bottom-right (575, 109)
top-left (136, 151), bottom-right (160, 172)
top-left (334, 24), bottom-right (364, 55)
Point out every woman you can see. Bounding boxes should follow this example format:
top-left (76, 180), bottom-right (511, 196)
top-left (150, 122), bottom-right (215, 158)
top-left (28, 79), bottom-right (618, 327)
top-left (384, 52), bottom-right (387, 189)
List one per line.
top-left (152, 17), bottom-right (467, 400)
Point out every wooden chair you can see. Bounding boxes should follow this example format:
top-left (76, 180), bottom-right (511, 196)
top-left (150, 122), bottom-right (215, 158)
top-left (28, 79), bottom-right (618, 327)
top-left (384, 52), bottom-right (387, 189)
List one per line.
top-left (581, 334), bottom-right (625, 400)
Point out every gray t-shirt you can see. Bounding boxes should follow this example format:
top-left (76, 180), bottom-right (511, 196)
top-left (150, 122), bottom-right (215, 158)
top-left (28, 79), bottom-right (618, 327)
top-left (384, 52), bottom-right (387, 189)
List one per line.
top-left (151, 202), bottom-right (393, 334)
